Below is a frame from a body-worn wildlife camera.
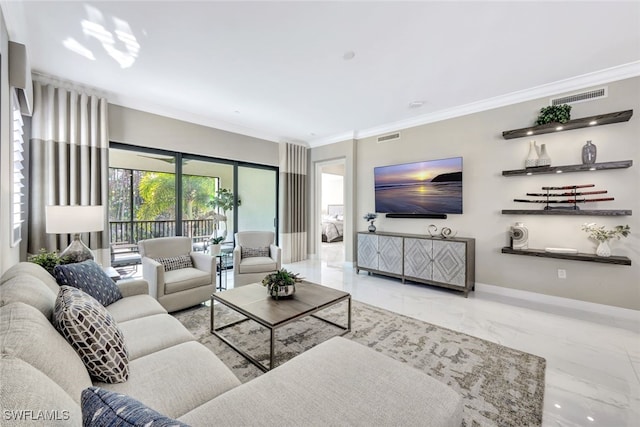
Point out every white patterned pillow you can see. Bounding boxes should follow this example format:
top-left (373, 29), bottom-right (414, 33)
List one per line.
top-left (53, 286), bottom-right (129, 383)
top-left (241, 246), bottom-right (270, 258)
top-left (154, 255), bottom-right (193, 272)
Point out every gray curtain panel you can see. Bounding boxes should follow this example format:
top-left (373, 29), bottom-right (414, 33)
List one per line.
top-left (279, 143), bottom-right (307, 263)
top-left (28, 81), bottom-right (109, 255)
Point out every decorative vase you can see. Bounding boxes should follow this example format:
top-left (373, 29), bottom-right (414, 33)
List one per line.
top-left (210, 244), bottom-right (221, 256)
top-left (537, 143), bottom-right (551, 167)
top-left (268, 283), bottom-right (296, 299)
top-left (525, 140), bottom-right (538, 168)
top-left (596, 240), bottom-right (611, 257)
top-left (368, 222), bottom-right (376, 232)
top-left (582, 140), bottom-right (597, 164)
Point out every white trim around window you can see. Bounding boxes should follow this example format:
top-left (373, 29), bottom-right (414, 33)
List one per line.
top-left (11, 88), bottom-right (25, 247)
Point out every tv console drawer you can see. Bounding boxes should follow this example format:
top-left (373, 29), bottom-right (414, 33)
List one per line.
top-left (356, 231), bottom-right (475, 297)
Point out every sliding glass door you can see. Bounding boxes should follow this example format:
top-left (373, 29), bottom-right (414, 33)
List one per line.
top-left (108, 148), bottom-right (177, 244)
top-left (237, 165), bottom-right (278, 236)
top-left (109, 144), bottom-right (278, 248)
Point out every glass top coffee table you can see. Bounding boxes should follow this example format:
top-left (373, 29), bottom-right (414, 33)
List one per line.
top-left (210, 281), bottom-right (351, 372)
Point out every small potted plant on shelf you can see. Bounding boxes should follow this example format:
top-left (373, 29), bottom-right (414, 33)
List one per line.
top-left (535, 104), bottom-right (572, 125)
top-left (581, 223), bottom-right (630, 257)
top-left (262, 268), bottom-right (302, 299)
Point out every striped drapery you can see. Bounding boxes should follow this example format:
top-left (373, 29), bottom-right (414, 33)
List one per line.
top-left (28, 81), bottom-right (109, 255)
top-left (279, 143), bottom-right (307, 263)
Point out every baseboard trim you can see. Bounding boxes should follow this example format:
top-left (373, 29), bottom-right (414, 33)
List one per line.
top-left (475, 282), bottom-right (639, 322)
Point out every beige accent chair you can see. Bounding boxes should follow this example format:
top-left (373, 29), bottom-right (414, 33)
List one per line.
top-left (233, 231), bottom-right (282, 287)
top-left (138, 236), bottom-right (216, 312)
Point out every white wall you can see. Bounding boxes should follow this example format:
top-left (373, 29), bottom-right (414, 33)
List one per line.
top-left (321, 173), bottom-right (344, 214)
top-left (309, 139), bottom-right (356, 262)
top-left (353, 77), bottom-right (639, 310)
top-left (109, 104), bottom-right (279, 167)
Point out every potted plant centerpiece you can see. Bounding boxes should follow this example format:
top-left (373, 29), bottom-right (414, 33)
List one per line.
top-left (581, 223), bottom-right (630, 257)
top-left (262, 268), bottom-right (302, 299)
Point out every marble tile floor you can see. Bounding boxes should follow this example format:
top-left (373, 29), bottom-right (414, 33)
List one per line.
top-left (129, 247), bottom-right (638, 426)
top-left (281, 257), bottom-right (640, 427)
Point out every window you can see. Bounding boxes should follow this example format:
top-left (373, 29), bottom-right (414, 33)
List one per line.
top-left (10, 89), bottom-right (25, 247)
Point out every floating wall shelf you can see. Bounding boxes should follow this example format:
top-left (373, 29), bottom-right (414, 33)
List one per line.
top-left (502, 110), bottom-right (633, 140)
top-left (501, 247), bottom-right (631, 266)
top-left (502, 160), bottom-right (633, 176)
top-left (501, 209), bottom-right (632, 216)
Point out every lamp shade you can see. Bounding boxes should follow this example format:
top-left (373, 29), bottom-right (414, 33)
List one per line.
top-left (46, 205), bottom-right (105, 234)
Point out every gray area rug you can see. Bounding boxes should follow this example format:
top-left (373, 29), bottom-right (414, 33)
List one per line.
top-left (173, 300), bottom-right (545, 426)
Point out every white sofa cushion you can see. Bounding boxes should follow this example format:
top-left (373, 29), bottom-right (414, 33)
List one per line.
top-left (0, 261), bottom-right (60, 293)
top-left (106, 294), bottom-right (167, 323)
top-left (164, 268), bottom-right (212, 294)
top-left (0, 275), bottom-right (57, 320)
top-left (0, 355), bottom-right (82, 426)
top-left (238, 256), bottom-right (277, 274)
top-left (179, 337), bottom-right (463, 427)
top-left (96, 341), bottom-right (241, 419)
top-left (0, 302), bottom-right (92, 404)
top-left (118, 314), bottom-right (195, 360)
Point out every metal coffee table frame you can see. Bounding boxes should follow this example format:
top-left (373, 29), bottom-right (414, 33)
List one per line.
top-left (210, 282), bottom-right (351, 372)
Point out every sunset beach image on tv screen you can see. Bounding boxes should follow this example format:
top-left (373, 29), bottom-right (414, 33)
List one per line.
top-left (374, 157), bottom-right (463, 214)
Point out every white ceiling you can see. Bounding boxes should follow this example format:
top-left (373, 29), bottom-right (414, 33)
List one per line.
top-left (3, 1), bottom-right (640, 147)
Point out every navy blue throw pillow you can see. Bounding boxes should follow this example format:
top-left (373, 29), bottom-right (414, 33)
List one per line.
top-left (54, 260), bottom-right (122, 306)
top-left (81, 387), bottom-right (190, 427)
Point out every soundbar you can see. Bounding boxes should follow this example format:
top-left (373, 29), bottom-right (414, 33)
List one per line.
top-left (385, 213), bottom-right (447, 219)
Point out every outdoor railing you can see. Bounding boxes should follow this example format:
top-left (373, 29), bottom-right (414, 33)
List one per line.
top-left (109, 219), bottom-right (215, 245)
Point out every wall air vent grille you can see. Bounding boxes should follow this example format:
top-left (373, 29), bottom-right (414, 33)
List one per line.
top-left (550, 87), bottom-right (607, 106)
top-left (377, 132), bottom-right (401, 143)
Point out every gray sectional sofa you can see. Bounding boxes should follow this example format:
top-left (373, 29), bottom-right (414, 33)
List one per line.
top-left (0, 262), bottom-right (463, 426)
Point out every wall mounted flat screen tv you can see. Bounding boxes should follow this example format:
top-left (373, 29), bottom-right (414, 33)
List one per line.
top-left (374, 157), bottom-right (463, 215)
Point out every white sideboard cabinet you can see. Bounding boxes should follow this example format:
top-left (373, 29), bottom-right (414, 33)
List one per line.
top-left (357, 231), bottom-right (475, 296)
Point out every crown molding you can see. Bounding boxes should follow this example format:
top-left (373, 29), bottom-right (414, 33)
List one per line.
top-left (307, 131), bottom-right (357, 148)
top-left (312, 61), bottom-right (640, 147)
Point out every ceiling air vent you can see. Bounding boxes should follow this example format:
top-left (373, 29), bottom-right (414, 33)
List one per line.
top-left (377, 132), bottom-right (401, 143)
top-left (550, 87), bottom-right (607, 106)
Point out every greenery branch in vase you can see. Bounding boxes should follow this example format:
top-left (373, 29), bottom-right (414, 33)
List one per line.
top-left (363, 212), bottom-right (378, 232)
top-left (262, 268), bottom-right (302, 299)
top-left (581, 223), bottom-right (630, 257)
top-left (208, 188), bottom-right (236, 242)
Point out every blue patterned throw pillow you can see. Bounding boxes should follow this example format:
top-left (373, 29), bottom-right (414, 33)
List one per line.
top-left (81, 387), bottom-right (190, 427)
top-left (54, 260), bottom-right (122, 306)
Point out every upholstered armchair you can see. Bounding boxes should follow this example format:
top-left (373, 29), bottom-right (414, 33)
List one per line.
top-left (233, 231), bottom-right (282, 287)
top-left (138, 236), bottom-right (216, 312)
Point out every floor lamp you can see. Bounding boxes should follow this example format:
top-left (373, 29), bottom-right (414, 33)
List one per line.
top-left (46, 205), bottom-right (104, 263)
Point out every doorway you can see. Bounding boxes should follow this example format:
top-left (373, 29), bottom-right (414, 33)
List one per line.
top-left (317, 159), bottom-right (345, 266)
